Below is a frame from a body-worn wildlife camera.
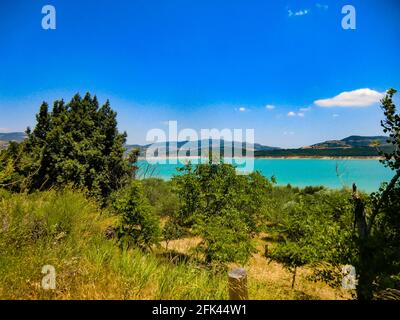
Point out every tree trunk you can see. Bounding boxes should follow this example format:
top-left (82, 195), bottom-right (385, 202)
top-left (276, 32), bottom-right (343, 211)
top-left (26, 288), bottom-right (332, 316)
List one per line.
top-left (291, 266), bottom-right (297, 289)
top-left (352, 183), bottom-right (374, 300)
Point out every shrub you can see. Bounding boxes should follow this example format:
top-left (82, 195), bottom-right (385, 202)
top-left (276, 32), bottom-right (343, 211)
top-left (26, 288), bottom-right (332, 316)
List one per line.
top-left (141, 178), bottom-right (179, 217)
top-left (162, 218), bottom-right (186, 250)
top-left (112, 181), bottom-right (161, 250)
top-left (0, 188), bottom-right (103, 252)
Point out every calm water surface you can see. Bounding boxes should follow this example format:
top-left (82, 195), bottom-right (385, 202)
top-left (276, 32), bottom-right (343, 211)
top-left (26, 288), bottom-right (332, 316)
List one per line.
top-left (137, 159), bottom-right (393, 192)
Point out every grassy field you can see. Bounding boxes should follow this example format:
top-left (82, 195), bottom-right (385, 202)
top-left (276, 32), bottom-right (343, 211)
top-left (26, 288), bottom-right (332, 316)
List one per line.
top-left (0, 188), bottom-right (351, 300)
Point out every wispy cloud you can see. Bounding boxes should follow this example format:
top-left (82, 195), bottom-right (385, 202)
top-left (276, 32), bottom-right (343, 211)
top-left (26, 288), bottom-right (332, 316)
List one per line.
top-left (288, 108), bottom-right (309, 117)
top-left (314, 88), bottom-right (384, 108)
top-left (316, 3), bottom-right (329, 10)
top-left (288, 9), bottom-right (310, 17)
top-left (332, 114), bottom-right (340, 118)
top-left (265, 104), bottom-right (275, 110)
top-left (299, 106), bottom-right (312, 112)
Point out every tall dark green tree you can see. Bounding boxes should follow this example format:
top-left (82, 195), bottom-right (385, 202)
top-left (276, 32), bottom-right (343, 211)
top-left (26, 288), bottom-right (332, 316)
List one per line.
top-left (10, 93), bottom-right (129, 202)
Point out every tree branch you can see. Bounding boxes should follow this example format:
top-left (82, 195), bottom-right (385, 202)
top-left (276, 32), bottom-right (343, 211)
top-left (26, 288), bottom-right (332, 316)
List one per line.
top-left (367, 169), bottom-right (400, 233)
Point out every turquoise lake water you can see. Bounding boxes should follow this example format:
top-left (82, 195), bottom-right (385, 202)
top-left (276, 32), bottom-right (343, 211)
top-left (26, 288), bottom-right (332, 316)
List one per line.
top-left (137, 159), bottom-right (394, 192)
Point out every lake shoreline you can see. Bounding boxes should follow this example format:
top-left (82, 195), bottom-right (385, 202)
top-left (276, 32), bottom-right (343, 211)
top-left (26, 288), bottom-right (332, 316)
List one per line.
top-left (138, 156), bottom-right (384, 161)
top-left (254, 156), bottom-right (383, 160)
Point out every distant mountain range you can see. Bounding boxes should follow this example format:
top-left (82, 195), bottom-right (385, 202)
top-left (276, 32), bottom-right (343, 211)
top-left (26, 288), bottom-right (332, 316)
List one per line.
top-left (0, 132), bottom-right (27, 150)
top-left (0, 132), bottom-right (393, 157)
top-left (304, 135), bottom-right (390, 149)
top-left (125, 139), bottom-right (280, 156)
top-left (127, 135), bottom-right (393, 158)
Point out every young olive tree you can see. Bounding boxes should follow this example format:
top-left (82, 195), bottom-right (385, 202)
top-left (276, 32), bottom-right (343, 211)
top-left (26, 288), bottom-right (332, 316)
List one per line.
top-left (172, 160), bottom-right (273, 265)
top-left (267, 190), bottom-right (353, 289)
top-left (112, 180), bottom-right (161, 250)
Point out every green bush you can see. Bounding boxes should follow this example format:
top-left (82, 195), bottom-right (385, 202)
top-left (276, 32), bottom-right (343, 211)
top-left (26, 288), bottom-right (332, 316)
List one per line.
top-left (0, 188), bottom-right (103, 254)
top-left (112, 181), bottom-right (161, 250)
top-left (141, 178), bottom-right (179, 217)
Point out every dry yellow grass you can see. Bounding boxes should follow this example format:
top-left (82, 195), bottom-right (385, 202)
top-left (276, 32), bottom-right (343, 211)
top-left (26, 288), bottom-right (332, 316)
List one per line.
top-left (165, 235), bottom-right (352, 300)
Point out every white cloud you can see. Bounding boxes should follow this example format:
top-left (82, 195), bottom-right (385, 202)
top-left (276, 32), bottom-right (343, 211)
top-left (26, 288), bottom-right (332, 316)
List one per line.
top-left (288, 9), bottom-right (310, 17)
top-left (299, 106), bottom-right (312, 112)
top-left (265, 104), bottom-right (275, 110)
top-left (297, 112), bottom-right (305, 117)
top-left (287, 111), bottom-right (296, 117)
top-left (314, 88), bottom-right (384, 108)
top-left (236, 107), bottom-right (248, 112)
top-left (332, 114), bottom-right (340, 118)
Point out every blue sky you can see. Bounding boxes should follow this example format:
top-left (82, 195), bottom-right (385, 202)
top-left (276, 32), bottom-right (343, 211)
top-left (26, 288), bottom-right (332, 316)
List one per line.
top-left (0, 0), bottom-right (399, 147)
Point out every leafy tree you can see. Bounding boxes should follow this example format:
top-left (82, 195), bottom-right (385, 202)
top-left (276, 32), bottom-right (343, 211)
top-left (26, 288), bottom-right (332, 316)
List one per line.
top-left (127, 147), bottom-right (140, 179)
top-left (4, 93), bottom-right (129, 202)
top-left (172, 160), bottom-right (273, 264)
top-left (162, 218), bottom-right (186, 250)
top-left (112, 180), bottom-right (161, 250)
top-left (350, 88), bottom-right (400, 299)
top-left (266, 190), bottom-right (354, 288)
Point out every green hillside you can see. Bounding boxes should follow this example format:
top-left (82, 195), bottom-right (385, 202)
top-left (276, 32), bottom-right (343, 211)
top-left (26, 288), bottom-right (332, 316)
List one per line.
top-left (306, 135), bottom-right (390, 149)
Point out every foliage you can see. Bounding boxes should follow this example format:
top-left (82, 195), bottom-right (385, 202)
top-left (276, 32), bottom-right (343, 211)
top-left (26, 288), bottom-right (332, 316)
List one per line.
top-left (266, 189), bottom-right (354, 288)
top-left (162, 218), bottom-right (186, 250)
top-left (348, 88), bottom-right (400, 299)
top-left (127, 147), bottom-right (140, 179)
top-left (380, 89), bottom-right (400, 170)
top-left (0, 188), bottom-right (227, 300)
top-left (0, 187), bottom-right (103, 255)
top-left (2, 93), bottom-right (129, 202)
top-left (0, 151), bottom-right (14, 186)
top-left (141, 178), bottom-right (179, 217)
top-left (254, 146), bottom-right (393, 158)
top-left (172, 160), bottom-right (273, 264)
top-left (0, 142), bottom-right (27, 191)
top-left (112, 180), bottom-right (161, 250)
